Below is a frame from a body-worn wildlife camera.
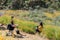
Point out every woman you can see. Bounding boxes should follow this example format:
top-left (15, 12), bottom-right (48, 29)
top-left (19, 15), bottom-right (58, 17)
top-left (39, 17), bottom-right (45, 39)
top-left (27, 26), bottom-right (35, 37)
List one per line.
top-left (36, 22), bottom-right (43, 34)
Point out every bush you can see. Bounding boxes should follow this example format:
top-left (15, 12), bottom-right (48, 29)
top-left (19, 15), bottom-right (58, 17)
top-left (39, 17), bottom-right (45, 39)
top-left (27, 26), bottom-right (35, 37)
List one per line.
top-left (42, 25), bottom-right (60, 40)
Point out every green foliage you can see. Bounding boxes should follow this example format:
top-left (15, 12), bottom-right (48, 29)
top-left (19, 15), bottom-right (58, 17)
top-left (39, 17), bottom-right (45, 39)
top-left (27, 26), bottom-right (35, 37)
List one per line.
top-left (0, 15), bottom-right (37, 34)
top-left (0, 0), bottom-right (60, 10)
top-left (0, 16), bottom-right (11, 24)
top-left (42, 25), bottom-right (60, 40)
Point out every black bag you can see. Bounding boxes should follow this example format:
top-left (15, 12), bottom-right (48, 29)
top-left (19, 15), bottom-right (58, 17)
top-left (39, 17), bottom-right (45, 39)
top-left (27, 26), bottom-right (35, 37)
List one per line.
top-left (16, 30), bottom-right (20, 34)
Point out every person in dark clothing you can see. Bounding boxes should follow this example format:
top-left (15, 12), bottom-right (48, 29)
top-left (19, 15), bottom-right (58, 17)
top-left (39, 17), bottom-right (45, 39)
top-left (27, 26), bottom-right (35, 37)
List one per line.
top-left (7, 16), bottom-right (15, 31)
top-left (6, 16), bottom-right (15, 37)
top-left (36, 22), bottom-right (43, 34)
top-left (6, 16), bottom-right (24, 37)
top-left (7, 21), bottom-right (15, 31)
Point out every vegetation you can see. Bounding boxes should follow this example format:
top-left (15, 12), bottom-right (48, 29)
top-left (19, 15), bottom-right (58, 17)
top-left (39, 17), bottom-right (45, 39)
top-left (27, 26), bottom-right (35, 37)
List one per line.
top-left (42, 25), bottom-right (60, 40)
top-left (2, 10), bottom-right (60, 26)
top-left (0, 15), bottom-right (60, 40)
top-left (0, 10), bottom-right (60, 40)
top-left (0, 0), bottom-right (60, 10)
top-left (0, 15), bottom-right (37, 34)
top-left (0, 0), bottom-right (60, 40)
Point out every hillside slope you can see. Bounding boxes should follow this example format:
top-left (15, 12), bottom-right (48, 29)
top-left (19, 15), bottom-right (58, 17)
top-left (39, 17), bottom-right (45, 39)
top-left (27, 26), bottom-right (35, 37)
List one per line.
top-left (0, 10), bottom-right (60, 26)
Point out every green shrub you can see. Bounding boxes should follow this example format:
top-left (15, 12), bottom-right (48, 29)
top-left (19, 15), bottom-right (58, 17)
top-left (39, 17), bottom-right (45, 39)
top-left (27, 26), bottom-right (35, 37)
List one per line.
top-left (42, 25), bottom-right (60, 40)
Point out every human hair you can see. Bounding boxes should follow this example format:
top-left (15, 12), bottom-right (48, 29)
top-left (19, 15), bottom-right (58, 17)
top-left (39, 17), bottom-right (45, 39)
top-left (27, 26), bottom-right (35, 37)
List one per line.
top-left (11, 16), bottom-right (14, 25)
top-left (40, 22), bottom-right (43, 28)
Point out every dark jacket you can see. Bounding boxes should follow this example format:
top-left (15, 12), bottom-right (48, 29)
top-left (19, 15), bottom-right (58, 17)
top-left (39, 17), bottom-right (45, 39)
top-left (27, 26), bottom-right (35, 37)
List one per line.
top-left (7, 24), bottom-right (15, 30)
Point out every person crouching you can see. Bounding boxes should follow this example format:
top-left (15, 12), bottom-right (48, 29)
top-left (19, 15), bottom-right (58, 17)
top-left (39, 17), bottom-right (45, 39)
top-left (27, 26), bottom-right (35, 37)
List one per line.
top-left (36, 22), bottom-right (43, 34)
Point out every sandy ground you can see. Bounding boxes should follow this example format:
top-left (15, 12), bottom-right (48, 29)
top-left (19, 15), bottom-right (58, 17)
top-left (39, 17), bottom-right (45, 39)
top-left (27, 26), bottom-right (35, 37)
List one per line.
top-left (0, 29), bottom-right (48, 40)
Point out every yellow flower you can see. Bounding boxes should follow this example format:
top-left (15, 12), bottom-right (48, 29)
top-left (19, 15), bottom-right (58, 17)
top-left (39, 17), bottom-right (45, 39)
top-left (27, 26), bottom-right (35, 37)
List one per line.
top-left (0, 36), bottom-right (4, 40)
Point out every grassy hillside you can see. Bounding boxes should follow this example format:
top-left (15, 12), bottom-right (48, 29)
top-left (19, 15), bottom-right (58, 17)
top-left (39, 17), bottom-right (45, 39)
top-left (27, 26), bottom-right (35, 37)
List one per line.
top-left (0, 10), bottom-right (60, 40)
top-left (0, 10), bottom-right (60, 26)
top-left (0, 15), bottom-right (37, 34)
